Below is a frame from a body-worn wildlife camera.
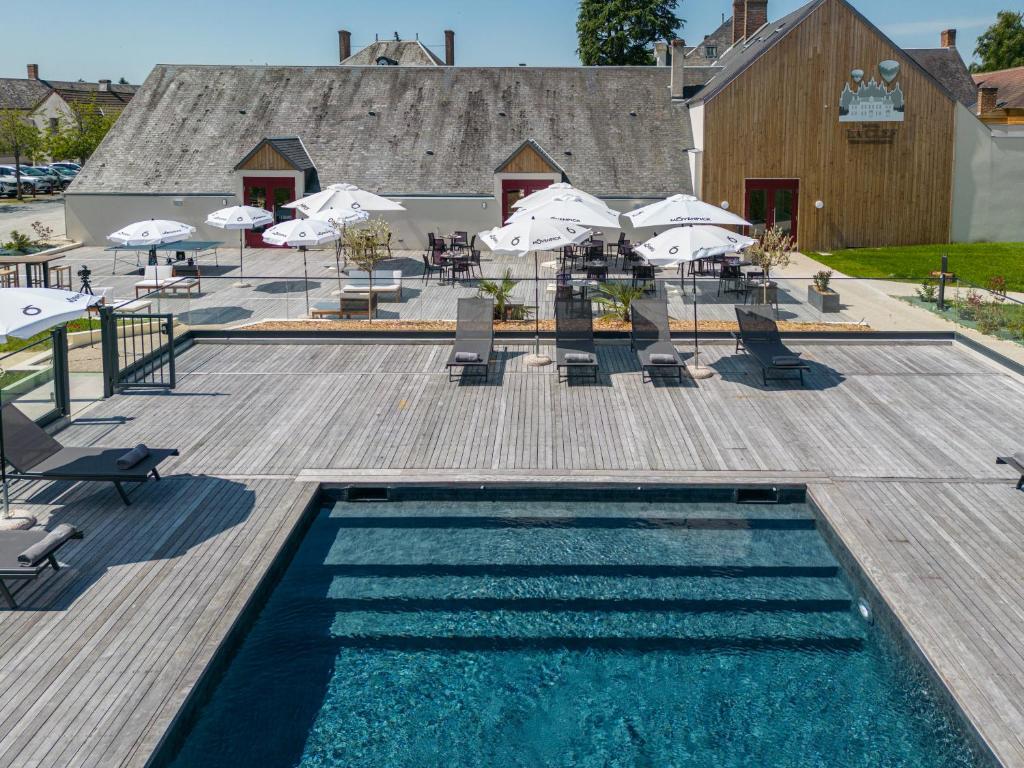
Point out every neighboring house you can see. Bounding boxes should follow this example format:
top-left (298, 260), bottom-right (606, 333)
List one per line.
top-left (972, 66), bottom-right (1024, 136)
top-left (338, 30), bottom-right (454, 66)
top-left (0, 64), bottom-right (138, 162)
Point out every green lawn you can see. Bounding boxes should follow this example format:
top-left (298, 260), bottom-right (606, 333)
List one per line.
top-left (0, 318), bottom-right (100, 356)
top-left (810, 243), bottom-right (1024, 293)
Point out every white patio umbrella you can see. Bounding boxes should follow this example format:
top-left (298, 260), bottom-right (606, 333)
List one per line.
top-left (636, 226), bottom-right (757, 377)
top-left (205, 205), bottom-right (273, 288)
top-left (261, 219), bottom-right (341, 315)
top-left (506, 193), bottom-right (622, 229)
top-left (107, 219), bottom-right (196, 266)
top-left (512, 182), bottom-right (604, 212)
top-left (307, 208), bottom-right (371, 295)
top-left (284, 183), bottom-right (406, 217)
top-left (0, 288), bottom-right (101, 519)
top-left (478, 217), bottom-right (591, 362)
top-left (624, 194), bottom-right (751, 229)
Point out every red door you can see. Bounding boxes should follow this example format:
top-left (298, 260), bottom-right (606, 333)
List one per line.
top-left (745, 179), bottom-right (799, 242)
top-left (501, 179), bottom-right (554, 223)
top-left (243, 176), bottom-right (296, 246)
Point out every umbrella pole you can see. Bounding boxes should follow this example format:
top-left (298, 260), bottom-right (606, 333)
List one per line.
top-left (301, 247), bottom-right (310, 316)
top-left (1, 404), bottom-right (8, 518)
top-left (690, 268), bottom-right (712, 380)
top-left (534, 250), bottom-right (540, 355)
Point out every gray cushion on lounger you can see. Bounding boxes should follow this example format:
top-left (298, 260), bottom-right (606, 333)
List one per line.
top-left (455, 352), bottom-right (480, 363)
top-left (565, 353), bottom-right (593, 363)
top-left (116, 444), bottom-right (150, 470)
top-left (18, 524), bottom-right (80, 566)
top-left (650, 353), bottom-right (676, 365)
top-left (771, 355), bottom-right (802, 367)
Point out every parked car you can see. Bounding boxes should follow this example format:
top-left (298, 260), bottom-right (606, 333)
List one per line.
top-left (49, 161), bottom-right (81, 173)
top-left (0, 176), bottom-right (17, 198)
top-left (22, 165), bottom-right (62, 190)
top-left (38, 165), bottom-right (75, 189)
top-left (0, 166), bottom-right (50, 194)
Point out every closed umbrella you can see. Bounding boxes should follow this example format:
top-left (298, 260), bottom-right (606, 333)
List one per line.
top-left (512, 182), bottom-right (604, 212)
top-left (624, 194), bottom-right (751, 229)
top-left (307, 208), bottom-right (371, 295)
top-left (0, 288), bottom-right (101, 519)
top-left (262, 219), bottom-right (341, 315)
top-left (107, 219), bottom-right (196, 267)
top-left (478, 217), bottom-right (591, 362)
top-left (205, 205), bottom-right (273, 288)
top-left (636, 226), bottom-right (756, 378)
top-left (284, 184), bottom-right (406, 217)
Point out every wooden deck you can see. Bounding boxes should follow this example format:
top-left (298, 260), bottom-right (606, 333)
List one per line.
top-left (1, 338), bottom-right (1023, 766)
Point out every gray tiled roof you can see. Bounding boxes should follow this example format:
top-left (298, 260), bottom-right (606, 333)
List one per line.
top-left (70, 65), bottom-right (694, 197)
top-left (907, 48), bottom-right (977, 107)
top-left (0, 78), bottom-right (49, 110)
top-left (973, 66), bottom-right (1024, 109)
top-left (342, 40), bottom-right (444, 66)
top-left (0, 77), bottom-right (138, 112)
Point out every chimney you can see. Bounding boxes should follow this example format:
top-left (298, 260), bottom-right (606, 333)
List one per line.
top-left (745, 1), bottom-right (769, 40)
top-left (27, 64), bottom-right (39, 79)
top-left (977, 85), bottom-right (998, 116)
top-left (940, 29), bottom-right (957, 48)
top-left (655, 41), bottom-right (669, 67)
top-left (444, 29), bottom-right (455, 66)
top-left (732, 0), bottom-right (746, 43)
top-left (339, 29), bottom-right (352, 62)
top-left (98, 79), bottom-right (111, 91)
top-left (670, 39), bottom-right (686, 99)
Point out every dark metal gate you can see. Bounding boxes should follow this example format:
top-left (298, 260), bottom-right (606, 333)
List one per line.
top-left (99, 306), bottom-right (176, 397)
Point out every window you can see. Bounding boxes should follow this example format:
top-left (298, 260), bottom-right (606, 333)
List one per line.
top-left (705, 45), bottom-right (718, 59)
top-left (48, 117), bottom-right (58, 134)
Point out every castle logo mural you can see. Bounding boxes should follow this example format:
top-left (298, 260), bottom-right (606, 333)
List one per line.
top-left (839, 60), bottom-right (904, 123)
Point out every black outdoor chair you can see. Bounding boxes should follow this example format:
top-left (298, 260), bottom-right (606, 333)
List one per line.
top-left (608, 232), bottom-right (626, 260)
top-left (1, 404), bottom-right (179, 504)
top-left (997, 454), bottom-right (1024, 490)
top-left (555, 298), bottom-right (599, 383)
top-left (733, 307), bottom-right (810, 386)
top-left (421, 253), bottom-right (439, 282)
top-left (446, 297), bottom-right (494, 381)
top-left (0, 523), bottom-right (83, 608)
top-left (630, 297), bottom-right (685, 383)
top-left (632, 264), bottom-right (656, 293)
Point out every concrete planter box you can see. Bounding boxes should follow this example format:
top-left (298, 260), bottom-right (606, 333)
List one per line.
top-left (808, 286), bottom-right (840, 313)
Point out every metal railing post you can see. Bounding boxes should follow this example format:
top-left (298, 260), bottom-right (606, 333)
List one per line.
top-left (50, 326), bottom-right (71, 416)
top-left (937, 253), bottom-right (948, 311)
top-left (99, 305), bottom-right (117, 398)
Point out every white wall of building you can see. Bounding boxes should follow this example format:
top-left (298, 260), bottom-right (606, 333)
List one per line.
top-left (952, 103), bottom-right (1024, 243)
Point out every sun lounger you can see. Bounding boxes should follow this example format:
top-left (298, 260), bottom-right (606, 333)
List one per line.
top-left (134, 265), bottom-right (199, 298)
top-left (1, 404), bottom-right (179, 505)
top-left (0, 524), bottom-right (83, 608)
top-left (734, 307), bottom-right (810, 386)
top-left (341, 270), bottom-right (403, 300)
top-left (555, 298), bottom-right (599, 382)
top-left (997, 454), bottom-right (1024, 490)
top-left (630, 297), bottom-right (685, 383)
top-left (446, 297), bottom-right (493, 381)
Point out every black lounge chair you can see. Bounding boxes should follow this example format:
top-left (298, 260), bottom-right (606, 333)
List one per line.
top-left (446, 297), bottom-right (494, 381)
top-left (555, 298), bottom-right (599, 382)
top-left (1, 404), bottom-right (179, 505)
top-left (0, 524), bottom-right (82, 608)
top-left (997, 454), bottom-right (1024, 490)
top-left (630, 297), bottom-right (685, 383)
top-left (734, 307), bottom-right (810, 386)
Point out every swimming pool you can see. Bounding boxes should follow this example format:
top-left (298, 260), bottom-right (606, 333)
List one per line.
top-left (166, 488), bottom-right (988, 767)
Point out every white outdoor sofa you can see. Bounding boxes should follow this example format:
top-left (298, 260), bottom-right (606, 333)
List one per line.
top-left (134, 265), bottom-right (200, 298)
top-left (341, 270), bottom-right (403, 301)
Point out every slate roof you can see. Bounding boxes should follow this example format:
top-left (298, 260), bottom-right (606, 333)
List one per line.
top-left (0, 78), bottom-right (48, 110)
top-left (0, 77), bottom-right (137, 112)
top-left (342, 40), bottom-right (444, 66)
top-left (972, 66), bottom-right (1024, 109)
top-left (70, 65), bottom-right (694, 198)
top-left (907, 48), bottom-right (977, 107)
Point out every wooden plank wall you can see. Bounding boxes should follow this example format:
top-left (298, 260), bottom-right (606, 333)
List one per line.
top-left (701, 0), bottom-right (956, 251)
top-left (499, 144), bottom-right (557, 174)
top-left (238, 144), bottom-right (293, 171)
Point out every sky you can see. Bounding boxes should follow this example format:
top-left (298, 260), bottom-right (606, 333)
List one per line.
top-left (1, 0), bottom-right (1003, 83)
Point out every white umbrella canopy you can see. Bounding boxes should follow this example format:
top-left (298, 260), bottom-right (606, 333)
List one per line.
top-left (479, 217), bottom-right (592, 256)
top-left (506, 194), bottom-right (621, 229)
top-left (205, 205), bottom-right (273, 230)
top-left (107, 219), bottom-right (195, 247)
top-left (206, 206), bottom-right (274, 288)
top-left (0, 287), bottom-right (101, 517)
top-left (284, 184), bottom-right (406, 217)
top-left (636, 225), bottom-right (757, 267)
top-left (624, 194), bottom-right (752, 229)
top-left (261, 219), bottom-right (341, 248)
top-left (307, 208), bottom-right (371, 228)
top-left (512, 182), bottom-right (604, 212)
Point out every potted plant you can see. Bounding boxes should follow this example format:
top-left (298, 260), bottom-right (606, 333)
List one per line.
top-left (595, 283), bottom-right (646, 324)
top-left (808, 269), bottom-right (840, 313)
top-left (747, 226), bottom-right (794, 309)
top-left (479, 269), bottom-right (530, 322)
top-left (342, 218), bottom-right (393, 321)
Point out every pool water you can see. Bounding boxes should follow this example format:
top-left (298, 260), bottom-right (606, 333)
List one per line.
top-left (168, 496), bottom-right (985, 767)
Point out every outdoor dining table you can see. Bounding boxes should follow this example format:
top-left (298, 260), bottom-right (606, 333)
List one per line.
top-left (0, 251), bottom-right (68, 288)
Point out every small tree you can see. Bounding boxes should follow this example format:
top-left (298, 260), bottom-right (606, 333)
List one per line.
top-left (0, 110), bottom-right (44, 200)
top-left (45, 97), bottom-right (117, 164)
top-left (748, 226), bottom-right (795, 281)
top-left (479, 269), bottom-right (519, 321)
top-left (342, 218), bottom-right (392, 321)
top-left (577, 0), bottom-right (683, 66)
top-left (970, 11), bottom-right (1024, 73)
